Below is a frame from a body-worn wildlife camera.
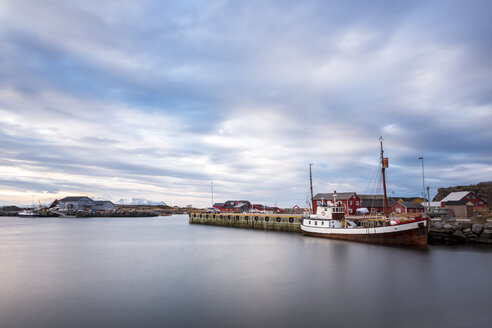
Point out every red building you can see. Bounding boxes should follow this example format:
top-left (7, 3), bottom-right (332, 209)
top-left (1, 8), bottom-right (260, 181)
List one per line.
top-left (390, 201), bottom-right (425, 214)
top-left (313, 192), bottom-right (361, 215)
top-left (360, 198), bottom-right (396, 215)
top-left (252, 204), bottom-right (284, 213)
top-left (441, 191), bottom-right (486, 210)
top-left (213, 200), bottom-right (251, 213)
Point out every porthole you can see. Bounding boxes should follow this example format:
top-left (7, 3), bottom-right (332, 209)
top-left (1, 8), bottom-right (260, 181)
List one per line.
top-left (265, 217), bottom-right (270, 222)
top-left (309, 221), bottom-right (311, 224)
top-left (315, 221), bottom-right (317, 226)
top-left (276, 217), bottom-right (281, 222)
top-left (289, 217), bottom-right (294, 223)
top-left (254, 216), bottom-right (259, 221)
top-left (322, 221), bottom-right (324, 225)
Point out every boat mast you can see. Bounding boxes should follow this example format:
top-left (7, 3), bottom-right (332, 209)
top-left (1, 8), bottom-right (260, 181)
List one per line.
top-left (309, 163), bottom-right (314, 212)
top-left (380, 137), bottom-right (389, 218)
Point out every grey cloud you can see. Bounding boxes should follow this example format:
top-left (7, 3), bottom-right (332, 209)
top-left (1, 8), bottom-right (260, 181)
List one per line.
top-left (0, 0), bottom-right (491, 205)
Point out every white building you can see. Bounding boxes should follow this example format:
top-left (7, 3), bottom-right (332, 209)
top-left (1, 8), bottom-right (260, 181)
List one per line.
top-left (94, 201), bottom-right (115, 211)
top-left (55, 197), bottom-right (115, 212)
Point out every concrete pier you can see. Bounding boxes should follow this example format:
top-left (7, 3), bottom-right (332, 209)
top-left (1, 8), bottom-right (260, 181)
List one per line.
top-left (189, 212), bottom-right (303, 232)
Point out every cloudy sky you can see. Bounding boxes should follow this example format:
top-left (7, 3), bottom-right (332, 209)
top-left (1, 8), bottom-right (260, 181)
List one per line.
top-left (0, 0), bottom-right (491, 207)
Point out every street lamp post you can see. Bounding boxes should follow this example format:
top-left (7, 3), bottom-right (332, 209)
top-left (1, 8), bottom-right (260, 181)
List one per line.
top-left (418, 157), bottom-right (426, 211)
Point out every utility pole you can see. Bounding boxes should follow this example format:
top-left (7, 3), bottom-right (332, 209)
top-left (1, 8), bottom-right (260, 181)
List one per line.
top-left (418, 157), bottom-right (425, 202)
top-left (309, 163), bottom-right (314, 212)
top-left (211, 181), bottom-right (214, 207)
top-left (427, 185), bottom-right (431, 212)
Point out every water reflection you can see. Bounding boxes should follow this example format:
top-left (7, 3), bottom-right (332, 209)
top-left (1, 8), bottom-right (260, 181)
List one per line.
top-left (0, 215), bottom-right (490, 328)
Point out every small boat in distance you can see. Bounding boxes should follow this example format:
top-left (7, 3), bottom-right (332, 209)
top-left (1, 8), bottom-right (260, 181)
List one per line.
top-left (18, 210), bottom-right (40, 218)
top-left (300, 137), bottom-right (429, 247)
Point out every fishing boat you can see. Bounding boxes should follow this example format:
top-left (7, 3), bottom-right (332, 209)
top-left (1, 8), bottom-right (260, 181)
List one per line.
top-left (18, 210), bottom-right (40, 218)
top-left (300, 137), bottom-right (429, 247)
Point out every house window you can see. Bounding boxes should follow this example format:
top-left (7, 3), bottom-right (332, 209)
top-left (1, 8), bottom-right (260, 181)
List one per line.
top-left (472, 195), bottom-right (476, 199)
top-left (350, 201), bottom-right (353, 205)
top-left (356, 201), bottom-right (359, 205)
top-left (349, 209), bottom-right (352, 213)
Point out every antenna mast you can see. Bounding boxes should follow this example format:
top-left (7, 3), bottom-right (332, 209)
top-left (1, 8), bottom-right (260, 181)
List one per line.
top-left (380, 137), bottom-right (389, 218)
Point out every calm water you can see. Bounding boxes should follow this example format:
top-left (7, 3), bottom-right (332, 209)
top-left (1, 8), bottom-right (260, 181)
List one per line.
top-left (1, 215), bottom-right (491, 328)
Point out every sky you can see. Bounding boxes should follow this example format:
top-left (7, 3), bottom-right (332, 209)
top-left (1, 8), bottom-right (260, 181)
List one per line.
top-left (0, 0), bottom-right (491, 208)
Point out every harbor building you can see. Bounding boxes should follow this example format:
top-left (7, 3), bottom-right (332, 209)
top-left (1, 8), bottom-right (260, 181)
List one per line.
top-left (390, 201), bottom-right (425, 214)
top-left (213, 200), bottom-right (252, 213)
top-left (440, 191), bottom-right (486, 210)
top-left (59, 196), bottom-right (95, 212)
top-left (213, 201), bottom-right (284, 213)
top-left (94, 201), bottom-right (116, 211)
top-left (50, 197), bottom-right (115, 212)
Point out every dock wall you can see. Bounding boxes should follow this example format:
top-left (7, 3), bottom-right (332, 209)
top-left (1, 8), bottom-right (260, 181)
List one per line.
top-left (189, 212), bottom-right (303, 232)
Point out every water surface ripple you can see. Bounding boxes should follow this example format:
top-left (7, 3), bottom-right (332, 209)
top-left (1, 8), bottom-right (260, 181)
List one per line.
top-left (1, 215), bottom-right (491, 328)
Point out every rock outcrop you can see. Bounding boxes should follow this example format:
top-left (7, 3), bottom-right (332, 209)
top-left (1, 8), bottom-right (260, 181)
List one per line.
top-left (429, 221), bottom-right (492, 245)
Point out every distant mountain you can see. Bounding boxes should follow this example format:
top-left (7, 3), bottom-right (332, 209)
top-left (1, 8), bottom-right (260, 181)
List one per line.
top-left (117, 198), bottom-right (167, 206)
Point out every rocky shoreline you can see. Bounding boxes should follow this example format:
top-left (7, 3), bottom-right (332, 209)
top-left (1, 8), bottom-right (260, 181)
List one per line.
top-left (429, 221), bottom-right (492, 245)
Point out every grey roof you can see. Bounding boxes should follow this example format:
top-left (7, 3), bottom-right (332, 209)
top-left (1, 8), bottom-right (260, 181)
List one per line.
top-left (213, 203), bottom-right (225, 207)
top-left (59, 196), bottom-right (92, 202)
top-left (399, 201), bottom-right (424, 209)
top-left (441, 191), bottom-right (474, 202)
top-left (94, 201), bottom-right (114, 205)
top-left (313, 192), bottom-right (357, 201)
top-left (361, 199), bottom-right (397, 208)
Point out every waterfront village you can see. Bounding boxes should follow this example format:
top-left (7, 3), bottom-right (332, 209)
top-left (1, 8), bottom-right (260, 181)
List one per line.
top-left (0, 187), bottom-right (490, 219)
top-left (1, 183), bottom-right (491, 245)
